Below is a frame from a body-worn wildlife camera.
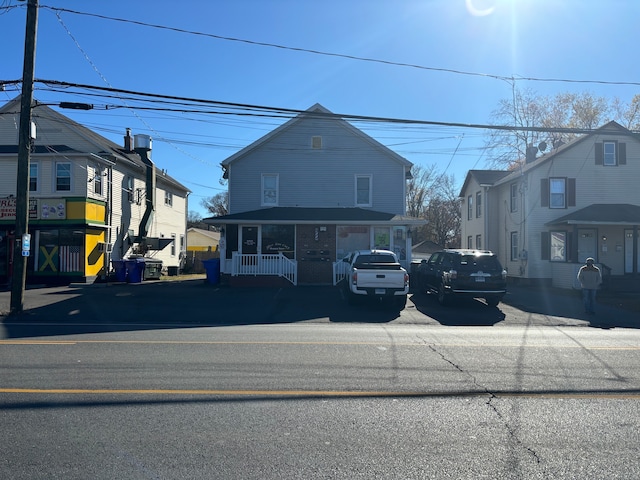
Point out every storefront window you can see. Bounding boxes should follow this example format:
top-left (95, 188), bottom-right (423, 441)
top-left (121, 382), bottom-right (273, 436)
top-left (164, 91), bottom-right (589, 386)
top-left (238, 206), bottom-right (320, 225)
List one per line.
top-left (374, 227), bottom-right (390, 250)
top-left (336, 226), bottom-right (370, 258)
top-left (261, 225), bottom-right (295, 259)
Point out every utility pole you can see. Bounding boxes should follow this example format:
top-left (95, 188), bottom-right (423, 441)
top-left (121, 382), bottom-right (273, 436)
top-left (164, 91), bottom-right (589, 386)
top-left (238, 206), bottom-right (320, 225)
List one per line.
top-left (10, 0), bottom-right (39, 314)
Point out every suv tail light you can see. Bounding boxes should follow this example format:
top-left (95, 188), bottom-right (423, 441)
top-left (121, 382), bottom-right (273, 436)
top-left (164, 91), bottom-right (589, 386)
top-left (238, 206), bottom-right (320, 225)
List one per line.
top-left (502, 269), bottom-right (507, 281)
top-left (404, 272), bottom-right (409, 286)
top-left (351, 272), bottom-right (357, 285)
top-left (444, 269), bottom-right (457, 280)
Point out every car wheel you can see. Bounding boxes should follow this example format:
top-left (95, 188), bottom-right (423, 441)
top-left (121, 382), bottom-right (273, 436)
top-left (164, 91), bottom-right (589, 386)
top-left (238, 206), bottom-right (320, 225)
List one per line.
top-left (437, 282), bottom-right (449, 306)
top-left (395, 294), bottom-right (407, 310)
top-left (485, 296), bottom-right (501, 307)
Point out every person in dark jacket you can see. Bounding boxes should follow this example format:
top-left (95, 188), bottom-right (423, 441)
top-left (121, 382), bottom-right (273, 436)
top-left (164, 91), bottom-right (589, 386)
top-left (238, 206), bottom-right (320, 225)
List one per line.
top-left (577, 258), bottom-right (602, 314)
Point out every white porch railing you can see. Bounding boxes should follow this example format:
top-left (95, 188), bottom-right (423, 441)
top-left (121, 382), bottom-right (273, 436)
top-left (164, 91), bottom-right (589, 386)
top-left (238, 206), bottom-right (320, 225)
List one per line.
top-left (231, 252), bottom-right (297, 285)
top-left (333, 260), bottom-right (350, 286)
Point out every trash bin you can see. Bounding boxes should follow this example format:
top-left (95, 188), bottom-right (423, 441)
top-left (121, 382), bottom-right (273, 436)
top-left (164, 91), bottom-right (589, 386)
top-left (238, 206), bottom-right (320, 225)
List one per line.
top-left (125, 259), bottom-right (145, 284)
top-left (202, 258), bottom-right (220, 285)
top-left (112, 260), bottom-right (127, 282)
top-left (167, 266), bottom-right (179, 276)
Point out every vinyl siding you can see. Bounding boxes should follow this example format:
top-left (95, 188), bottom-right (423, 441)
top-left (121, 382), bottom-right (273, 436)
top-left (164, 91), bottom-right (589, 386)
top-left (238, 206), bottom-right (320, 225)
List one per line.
top-left (484, 128), bottom-right (640, 281)
top-left (227, 116), bottom-right (407, 215)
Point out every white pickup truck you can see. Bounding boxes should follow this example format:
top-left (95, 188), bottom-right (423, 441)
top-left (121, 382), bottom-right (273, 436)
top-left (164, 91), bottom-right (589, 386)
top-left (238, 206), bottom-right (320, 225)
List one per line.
top-left (341, 249), bottom-right (409, 308)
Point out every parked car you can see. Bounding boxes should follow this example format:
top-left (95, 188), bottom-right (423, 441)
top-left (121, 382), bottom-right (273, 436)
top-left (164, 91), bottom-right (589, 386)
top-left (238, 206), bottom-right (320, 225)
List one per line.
top-left (341, 249), bottom-right (409, 308)
top-left (416, 249), bottom-right (507, 307)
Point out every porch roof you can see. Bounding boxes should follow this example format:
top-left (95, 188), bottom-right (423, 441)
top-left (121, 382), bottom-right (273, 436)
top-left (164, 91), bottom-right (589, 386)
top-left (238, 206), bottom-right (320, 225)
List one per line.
top-left (205, 207), bottom-right (426, 226)
top-left (546, 203), bottom-right (640, 226)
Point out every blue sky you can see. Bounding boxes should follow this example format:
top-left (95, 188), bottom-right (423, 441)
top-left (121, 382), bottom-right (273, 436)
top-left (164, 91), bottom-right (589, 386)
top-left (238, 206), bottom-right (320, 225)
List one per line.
top-left (2, 0), bottom-right (639, 217)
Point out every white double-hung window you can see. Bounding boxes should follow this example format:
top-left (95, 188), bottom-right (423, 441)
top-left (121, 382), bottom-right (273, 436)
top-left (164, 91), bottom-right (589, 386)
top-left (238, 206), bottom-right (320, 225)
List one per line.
top-left (262, 173), bottom-right (278, 206)
top-left (355, 174), bottom-right (372, 207)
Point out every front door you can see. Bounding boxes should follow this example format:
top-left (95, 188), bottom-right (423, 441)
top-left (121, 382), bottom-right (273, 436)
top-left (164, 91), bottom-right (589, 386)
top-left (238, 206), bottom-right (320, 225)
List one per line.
top-left (241, 226), bottom-right (258, 274)
top-left (241, 226), bottom-right (258, 255)
top-left (577, 229), bottom-right (597, 263)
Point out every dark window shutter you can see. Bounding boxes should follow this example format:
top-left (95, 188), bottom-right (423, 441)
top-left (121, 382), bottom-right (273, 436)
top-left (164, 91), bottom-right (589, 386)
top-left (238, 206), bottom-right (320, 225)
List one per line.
top-left (541, 232), bottom-right (550, 260)
top-left (567, 231), bottom-right (575, 262)
top-left (595, 142), bottom-right (603, 165)
top-left (619, 142), bottom-right (626, 165)
top-left (540, 179), bottom-right (549, 207)
top-left (567, 178), bottom-right (576, 207)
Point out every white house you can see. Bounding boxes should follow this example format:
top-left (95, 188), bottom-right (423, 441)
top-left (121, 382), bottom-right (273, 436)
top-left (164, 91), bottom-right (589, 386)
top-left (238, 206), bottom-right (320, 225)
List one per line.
top-left (0, 97), bottom-right (189, 284)
top-left (460, 121), bottom-right (640, 289)
top-left (206, 104), bottom-right (425, 286)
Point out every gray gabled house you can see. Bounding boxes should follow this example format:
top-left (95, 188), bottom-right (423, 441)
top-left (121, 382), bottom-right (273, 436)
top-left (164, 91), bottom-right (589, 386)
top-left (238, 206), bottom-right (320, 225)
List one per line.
top-left (206, 104), bottom-right (425, 286)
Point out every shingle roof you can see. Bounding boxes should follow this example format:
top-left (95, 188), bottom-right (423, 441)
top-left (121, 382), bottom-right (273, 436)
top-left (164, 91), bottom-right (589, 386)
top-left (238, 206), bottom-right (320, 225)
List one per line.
top-left (546, 204), bottom-right (640, 225)
top-left (205, 207), bottom-right (426, 225)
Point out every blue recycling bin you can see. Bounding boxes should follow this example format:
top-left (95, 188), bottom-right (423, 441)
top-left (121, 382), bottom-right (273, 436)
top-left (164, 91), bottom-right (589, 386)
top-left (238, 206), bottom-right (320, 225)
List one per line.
top-left (112, 260), bottom-right (127, 282)
top-left (202, 258), bottom-right (220, 285)
top-left (125, 259), bottom-right (145, 284)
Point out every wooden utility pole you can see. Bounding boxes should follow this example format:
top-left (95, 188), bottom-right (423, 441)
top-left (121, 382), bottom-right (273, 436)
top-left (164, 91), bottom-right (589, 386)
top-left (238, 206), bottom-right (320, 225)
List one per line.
top-left (10, 0), bottom-right (39, 314)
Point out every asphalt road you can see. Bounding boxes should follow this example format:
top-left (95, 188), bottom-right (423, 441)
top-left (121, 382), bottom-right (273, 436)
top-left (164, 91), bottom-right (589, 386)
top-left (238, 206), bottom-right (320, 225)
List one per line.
top-left (1, 324), bottom-right (640, 479)
top-left (1, 280), bottom-right (639, 479)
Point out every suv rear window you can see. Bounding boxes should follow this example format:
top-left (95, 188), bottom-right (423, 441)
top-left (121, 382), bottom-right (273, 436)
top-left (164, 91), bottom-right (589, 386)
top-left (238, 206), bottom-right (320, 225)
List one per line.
top-left (457, 255), bottom-right (501, 271)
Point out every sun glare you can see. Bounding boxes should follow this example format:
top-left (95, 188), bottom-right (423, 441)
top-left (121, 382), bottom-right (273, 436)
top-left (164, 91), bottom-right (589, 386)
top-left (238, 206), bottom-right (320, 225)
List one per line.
top-left (465, 0), bottom-right (497, 17)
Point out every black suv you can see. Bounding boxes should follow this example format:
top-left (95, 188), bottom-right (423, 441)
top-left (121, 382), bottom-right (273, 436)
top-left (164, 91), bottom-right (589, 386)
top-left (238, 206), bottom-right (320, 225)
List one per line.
top-left (416, 249), bottom-right (507, 307)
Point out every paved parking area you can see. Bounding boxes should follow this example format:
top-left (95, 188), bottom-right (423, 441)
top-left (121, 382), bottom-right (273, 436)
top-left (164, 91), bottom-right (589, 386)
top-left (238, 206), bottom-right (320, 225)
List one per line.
top-left (1, 277), bottom-right (638, 333)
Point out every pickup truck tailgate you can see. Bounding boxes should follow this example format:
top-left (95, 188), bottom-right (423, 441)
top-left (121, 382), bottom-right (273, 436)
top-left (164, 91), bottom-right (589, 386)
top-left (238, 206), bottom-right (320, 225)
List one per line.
top-left (355, 270), bottom-right (406, 289)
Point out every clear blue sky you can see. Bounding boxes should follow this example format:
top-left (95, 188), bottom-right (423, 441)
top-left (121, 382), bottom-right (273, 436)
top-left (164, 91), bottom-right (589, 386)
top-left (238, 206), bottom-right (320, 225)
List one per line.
top-left (2, 0), bottom-right (639, 217)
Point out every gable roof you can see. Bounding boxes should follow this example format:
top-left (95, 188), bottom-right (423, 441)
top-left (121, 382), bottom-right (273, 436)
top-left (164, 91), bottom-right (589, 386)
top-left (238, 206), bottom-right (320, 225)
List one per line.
top-left (187, 227), bottom-right (221, 240)
top-left (546, 203), bottom-right (640, 226)
top-left (493, 120), bottom-right (638, 187)
top-left (459, 170), bottom-right (512, 197)
top-left (0, 96), bottom-right (189, 193)
top-left (220, 103), bottom-right (412, 171)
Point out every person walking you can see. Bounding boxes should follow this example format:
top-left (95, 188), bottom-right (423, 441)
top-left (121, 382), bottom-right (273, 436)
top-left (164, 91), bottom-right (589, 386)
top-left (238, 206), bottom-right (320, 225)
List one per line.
top-left (577, 257), bottom-right (602, 314)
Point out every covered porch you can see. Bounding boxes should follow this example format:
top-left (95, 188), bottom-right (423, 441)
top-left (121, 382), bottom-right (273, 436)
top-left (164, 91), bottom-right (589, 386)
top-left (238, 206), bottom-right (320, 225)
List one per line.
top-left (205, 207), bottom-right (426, 286)
top-left (545, 203), bottom-right (640, 289)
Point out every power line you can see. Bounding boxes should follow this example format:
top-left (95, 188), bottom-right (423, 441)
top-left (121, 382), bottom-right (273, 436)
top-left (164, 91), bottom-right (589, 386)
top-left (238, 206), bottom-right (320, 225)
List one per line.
top-left (32, 79), bottom-right (635, 136)
top-left (38, 5), bottom-right (640, 89)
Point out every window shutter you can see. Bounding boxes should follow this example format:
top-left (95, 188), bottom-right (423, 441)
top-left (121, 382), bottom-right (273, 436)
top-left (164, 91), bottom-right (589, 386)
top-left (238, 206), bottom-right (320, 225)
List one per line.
top-left (567, 231), bottom-right (575, 262)
top-left (567, 178), bottom-right (576, 207)
top-left (595, 142), bottom-right (603, 165)
top-left (540, 179), bottom-right (549, 207)
top-left (619, 142), bottom-right (626, 165)
top-left (541, 232), bottom-right (550, 260)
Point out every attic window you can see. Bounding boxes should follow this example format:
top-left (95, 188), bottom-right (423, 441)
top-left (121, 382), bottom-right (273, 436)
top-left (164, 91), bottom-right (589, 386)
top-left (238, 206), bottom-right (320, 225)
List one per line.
top-left (311, 136), bottom-right (322, 149)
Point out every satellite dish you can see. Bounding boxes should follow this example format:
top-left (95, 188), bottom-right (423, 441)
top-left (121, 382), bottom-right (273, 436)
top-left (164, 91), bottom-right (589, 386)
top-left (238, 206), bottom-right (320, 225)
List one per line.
top-left (538, 141), bottom-right (547, 152)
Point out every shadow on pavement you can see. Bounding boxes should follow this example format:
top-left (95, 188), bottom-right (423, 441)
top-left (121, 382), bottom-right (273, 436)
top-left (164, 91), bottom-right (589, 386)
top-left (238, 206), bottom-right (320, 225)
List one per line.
top-left (502, 284), bottom-right (639, 330)
top-left (410, 292), bottom-right (506, 326)
top-left (0, 281), bottom-right (401, 339)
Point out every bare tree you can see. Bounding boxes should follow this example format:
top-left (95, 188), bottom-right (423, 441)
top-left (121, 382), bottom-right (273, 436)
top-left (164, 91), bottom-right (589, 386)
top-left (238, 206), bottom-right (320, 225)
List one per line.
top-left (424, 174), bottom-right (461, 248)
top-left (201, 191), bottom-right (228, 217)
top-left (406, 164), bottom-right (438, 219)
top-left (187, 210), bottom-right (202, 228)
top-left (486, 87), bottom-right (637, 169)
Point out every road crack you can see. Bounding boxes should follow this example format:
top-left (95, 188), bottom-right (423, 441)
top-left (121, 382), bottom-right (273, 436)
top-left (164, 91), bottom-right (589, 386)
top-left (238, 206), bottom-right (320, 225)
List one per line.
top-left (426, 342), bottom-right (542, 466)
